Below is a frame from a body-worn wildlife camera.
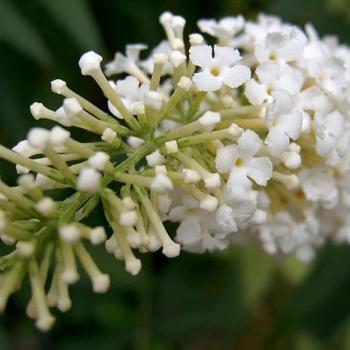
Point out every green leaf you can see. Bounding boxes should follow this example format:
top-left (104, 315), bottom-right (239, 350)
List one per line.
top-left (294, 332), bottom-right (322, 350)
top-left (0, 329), bottom-right (10, 350)
top-left (0, 0), bottom-right (52, 66)
top-left (278, 256), bottom-right (313, 286)
top-left (237, 245), bottom-right (275, 307)
top-left (38, 0), bottom-right (105, 53)
top-left (273, 245), bottom-right (350, 339)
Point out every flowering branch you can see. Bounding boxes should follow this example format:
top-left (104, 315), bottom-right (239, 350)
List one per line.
top-left (0, 11), bottom-right (349, 330)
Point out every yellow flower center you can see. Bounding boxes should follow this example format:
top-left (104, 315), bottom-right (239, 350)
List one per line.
top-left (269, 53), bottom-right (278, 61)
top-left (210, 67), bottom-right (221, 77)
top-left (235, 158), bottom-right (244, 167)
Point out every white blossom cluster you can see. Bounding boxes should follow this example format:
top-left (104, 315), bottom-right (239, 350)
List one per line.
top-left (0, 11), bottom-right (350, 330)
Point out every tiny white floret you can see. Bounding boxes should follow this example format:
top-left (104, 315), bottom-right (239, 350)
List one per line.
top-left (51, 79), bottom-right (67, 94)
top-left (146, 150), bottom-right (165, 167)
top-left (183, 169), bottom-right (201, 183)
top-left (89, 227), bottom-right (107, 245)
top-left (170, 50), bottom-right (186, 68)
top-left (63, 97), bottom-right (83, 117)
top-left (50, 126), bottom-right (70, 146)
top-left (79, 51), bottom-right (103, 76)
top-left (200, 195), bottom-right (219, 212)
top-left (127, 136), bottom-right (145, 148)
top-left (204, 173), bottom-right (221, 190)
top-left (16, 241), bottom-right (35, 257)
top-left (58, 224), bottom-right (81, 243)
top-left (165, 140), bottom-right (179, 154)
top-left (198, 111), bottom-right (221, 129)
top-left (119, 210), bottom-right (138, 227)
top-left (125, 258), bottom-right (142, 275)
top-left (177, 76), bottom-right (192, 91)
top-left (36, 197), bottom-right (57, 217)
top-left (88, 152), bottom-right (110, 171)
top-left (27, 128), bottom-right (50, 150)
top-left (102, 128), bottom-right (117, 144)
top-left (77, 167), bottom-right (101, 192)
top-left (92, 274), bottom-right (111, 293)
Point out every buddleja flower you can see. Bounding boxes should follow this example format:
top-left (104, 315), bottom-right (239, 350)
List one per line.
top-left (0, 10), bottom-right (350, 331)
top-left (190, 45), bottom-right (251, 91)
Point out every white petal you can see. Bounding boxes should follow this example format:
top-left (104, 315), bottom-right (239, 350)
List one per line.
top-left (274, 66), bottom-right (304, 95)
top-left (297, 86), bottom-right (331, 113)
top-left (229, 192), bottom-right (257, 224)
top-left (215, 204), bottom-right (238, 234)
top-left (215, 145), bottom-right (238, 173)
top-left (189, 45), bottom-right (213, 68)
top-left (192, 70), bottom-right (223, 92)
top-left (108, 100), bottom-right (123, 119)
top-left (269, 89), bottom-right (294, 116)
top-left (278, 110), bottom-right (303, 140)
top-left (125, 44), bottom-right (147, 61)
top-left (246, 157), bottom-right (273, 186)
top-left (219, 16), bottom-right (245, 36)
top-left (238, 130), bottom-right (262, 159)
top-left (116, 76), bottom-right (140, 99)
top-left (244, 79), bottom-right (268, 105)
top-left (265, 129), bottom-right (290, 155)
top-left (326, 111), bottom-right (345, 137)
top-left (254, 45), bottom-right (269, 63)
top-left (278, 28), bottom-right (306, 62)
top-left (256, 61), bottom-right (280, 87)
top-left (105, 53), bottom-right (128, 75)
top-left (197, 19), bottom-right (217, 36)
top-left (214, 46), bottom-right (241, 66)
top-left (176, 216), bottom-right (202, 245)
top-left (226, 169), bottom-right (252, 196)
top-left (316, 134), bottom-right (335, 155)
top-left (222, 64), bottom-right (251, 88)
top-left (168, 206), bottom-right (187, 221)
top-left (201, 233), bottom-right (228, 252)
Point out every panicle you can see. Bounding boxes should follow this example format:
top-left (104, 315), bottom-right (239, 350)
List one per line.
top-left (1, 10), bottom-right (350, 330)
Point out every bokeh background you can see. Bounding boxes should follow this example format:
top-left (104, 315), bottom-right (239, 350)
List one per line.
top-left (1, 0), bottom-right (350, 349)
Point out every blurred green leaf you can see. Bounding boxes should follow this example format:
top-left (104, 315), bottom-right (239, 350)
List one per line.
top-left (38, 0), bottom-right (105, 53)
top-left (294, 332), bottom-right (321, 350)
top-left (273, 245), bottom-right (350, 340)
top-left (0, 0), bottom-right (52, 67)
top-left (326, 0), bottom-right (350, 20)
top-left (0, 329), bottom-right (10, 350)
top-left (279, 257), bottom-right (312, 286)
top-left (237, 245), bottom-right (275, 307)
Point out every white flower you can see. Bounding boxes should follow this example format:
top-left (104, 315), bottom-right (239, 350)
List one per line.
top-left (108, 76), bottom-right (149, 119)
top-left (315, 110), bottom-right (345, 158)
top-left (197, 16), bottom-right (245, 44)
top-left (77, 167), bottom-right (101, 192)
top-left (146, 150), bottom-right (165, 167)
top-left (258, 211), bottom-right (321, 261)
top-left (255, 27), bottom-right (307, 64)
top-left (105, 44), bottom-right (147, 76)
top-left (140, 41), bottom-right (172, 75)
top-left (190, 45), bottom-right (251, 91)
top-left (169, 194), bottom-right (232, 253)
top-left (216, 129), bottom-right (273, 187)
top-left (299, 168), bottom-right (338, 209)
top-left (265, 90), bottom-right (303, 155)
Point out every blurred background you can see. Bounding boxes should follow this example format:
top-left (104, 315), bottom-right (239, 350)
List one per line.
top-left (1, 0), bottom-right (350, 349)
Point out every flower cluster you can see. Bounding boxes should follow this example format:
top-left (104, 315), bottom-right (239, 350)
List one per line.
top-left (0, 11), bottom-right (350, 330)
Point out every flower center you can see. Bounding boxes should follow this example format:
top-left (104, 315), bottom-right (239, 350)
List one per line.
top-left (235, 157), bottom-right (244, 167)
top-left (269, 53), bottom-right (278, 61)
top-left (210, 67), bottom-right (221, 77)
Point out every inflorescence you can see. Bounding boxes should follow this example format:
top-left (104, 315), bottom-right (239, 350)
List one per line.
top-left (0, 12), bottom-right (350, 330)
